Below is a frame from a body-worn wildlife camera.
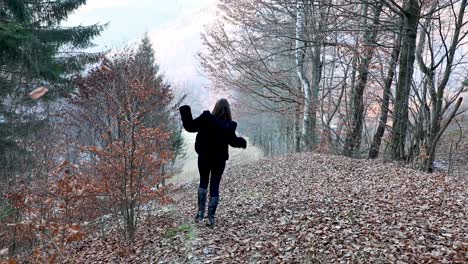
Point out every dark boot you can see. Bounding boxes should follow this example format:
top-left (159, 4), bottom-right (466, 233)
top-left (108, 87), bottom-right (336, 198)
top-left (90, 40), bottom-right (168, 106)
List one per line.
top-left (206, 197), bottom-right (219, 227)
top-left (195, 188), bottom-right (207, 222)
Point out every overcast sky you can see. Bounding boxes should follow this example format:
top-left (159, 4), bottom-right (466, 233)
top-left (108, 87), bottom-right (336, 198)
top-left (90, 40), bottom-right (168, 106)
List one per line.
top-left (65, 0), bottom-right (218, 109)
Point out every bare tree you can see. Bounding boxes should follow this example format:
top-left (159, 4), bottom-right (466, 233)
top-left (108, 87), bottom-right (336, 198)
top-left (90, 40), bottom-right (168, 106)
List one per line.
top-left (388, 0), bottom-right (421, 160)
top-left (343, 2), bottom-right (384, 156)
top-left (199, 0), bottom-right (467, 172)
top-left (410, 0), bottom-right (467, 171)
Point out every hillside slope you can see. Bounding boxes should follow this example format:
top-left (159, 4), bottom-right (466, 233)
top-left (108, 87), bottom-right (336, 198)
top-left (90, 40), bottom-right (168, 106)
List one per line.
top-left (69, 153), bottom-right (468, 263)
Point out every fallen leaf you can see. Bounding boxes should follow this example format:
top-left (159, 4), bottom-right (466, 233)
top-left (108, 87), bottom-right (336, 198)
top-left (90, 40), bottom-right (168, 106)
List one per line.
top-left (29, 87), bottom-right (48, 100)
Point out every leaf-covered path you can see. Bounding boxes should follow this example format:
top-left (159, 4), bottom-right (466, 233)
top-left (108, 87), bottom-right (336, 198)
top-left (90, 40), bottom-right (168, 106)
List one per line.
top-left (70, 153), bottom-right (468, 263)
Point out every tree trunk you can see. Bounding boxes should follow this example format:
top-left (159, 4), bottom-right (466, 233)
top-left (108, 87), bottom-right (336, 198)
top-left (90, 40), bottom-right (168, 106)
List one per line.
top-left (295, 1), bottom-right (313, 150)
top-left (343, 3), bottom-right (383, 157)
top-left (310, 44), bottom-right (321, 149)
top-left (423, 97), bottom-right (463, 171)
top-left (368, 27), bottom-right (402, 159)
top-left (422, 0), bottom-right (466, 171)
top-left (294, 100), bottom-right (302, 152)
top-left (390, 0), bottom-right (420, 160)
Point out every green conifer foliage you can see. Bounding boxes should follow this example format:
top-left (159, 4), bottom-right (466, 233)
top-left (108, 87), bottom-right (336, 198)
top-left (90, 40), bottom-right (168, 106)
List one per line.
top-left (0, 0), bottom-right (105, 182)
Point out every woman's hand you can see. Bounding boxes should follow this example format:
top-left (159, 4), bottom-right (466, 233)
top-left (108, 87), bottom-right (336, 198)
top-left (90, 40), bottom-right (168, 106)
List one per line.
top-left (179, 105), bottom-right (191, 115)
top-left (179, 105), bottom-right (200, 132)
top-left (239, 137), bottom-right (247, 149)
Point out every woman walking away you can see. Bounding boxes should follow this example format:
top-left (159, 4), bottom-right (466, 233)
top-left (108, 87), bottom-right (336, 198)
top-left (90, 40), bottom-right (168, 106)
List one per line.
top-left (179, 99), bottom-right (247, 227)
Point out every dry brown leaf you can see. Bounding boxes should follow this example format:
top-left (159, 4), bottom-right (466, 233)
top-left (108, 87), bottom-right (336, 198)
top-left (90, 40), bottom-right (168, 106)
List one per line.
top-left (28, 87), bottom-right (49, 100)
top-left (62, 153), bottom-right (468, 263)
top-left (101, 65), bottom-right (112, 73)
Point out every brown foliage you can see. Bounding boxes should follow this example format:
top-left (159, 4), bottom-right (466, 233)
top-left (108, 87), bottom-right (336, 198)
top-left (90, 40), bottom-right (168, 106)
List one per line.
top-left (69, 51), bottom-right (175, 242)
top-left (1, 48), bottom-right (176, 261)
top-left (2, 161), bottom-right (99, 262)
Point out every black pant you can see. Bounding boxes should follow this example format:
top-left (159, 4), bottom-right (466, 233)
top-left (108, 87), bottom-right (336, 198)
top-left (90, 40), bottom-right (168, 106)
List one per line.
top-left (198, 156), bottom-right (226, 197)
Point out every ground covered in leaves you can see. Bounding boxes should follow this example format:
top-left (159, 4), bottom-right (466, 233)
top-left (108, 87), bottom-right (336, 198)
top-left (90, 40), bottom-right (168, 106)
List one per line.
top-left (68, 153), bottom-right (468, 263)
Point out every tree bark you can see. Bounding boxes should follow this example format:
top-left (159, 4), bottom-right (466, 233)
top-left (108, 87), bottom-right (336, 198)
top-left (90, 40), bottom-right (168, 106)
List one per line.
top-left (343, 3), bottom-right (383, 157)
top-left (423, 97), bottom-right (463, 171)
top-left (390, 0), bottom-right (420, 160)
top-left (294, 99), bottom-right (302, 152)
top-left (310, 44), bottom-right (321, 149)
top-left (295, 1), bottom-right (312, 149)
top-left (368, 26), bottom-right (402, 159)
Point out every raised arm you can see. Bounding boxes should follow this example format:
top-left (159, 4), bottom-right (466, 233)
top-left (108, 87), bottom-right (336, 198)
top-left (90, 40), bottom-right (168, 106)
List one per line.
top-left (179, 105), bottom-right (200, 133)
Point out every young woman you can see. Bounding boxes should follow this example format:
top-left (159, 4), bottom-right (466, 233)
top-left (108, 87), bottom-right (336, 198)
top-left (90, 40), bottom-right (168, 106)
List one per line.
top-left (179, 99), bottom-right (247, 227)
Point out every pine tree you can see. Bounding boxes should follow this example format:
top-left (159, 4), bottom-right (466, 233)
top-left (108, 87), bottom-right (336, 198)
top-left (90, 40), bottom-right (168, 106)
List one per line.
top-left (0, 0), bottom-right (105, 183)
top-left (1, 0), bottom-right (104, 90)
top-left (135, 33), bottom-right (184, 161)
top-left (136, 33), bottom-right (157, 73)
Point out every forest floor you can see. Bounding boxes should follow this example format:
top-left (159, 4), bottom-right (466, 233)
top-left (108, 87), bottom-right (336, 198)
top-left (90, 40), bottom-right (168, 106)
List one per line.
top-left (67, 153), bottom-right (468, 263)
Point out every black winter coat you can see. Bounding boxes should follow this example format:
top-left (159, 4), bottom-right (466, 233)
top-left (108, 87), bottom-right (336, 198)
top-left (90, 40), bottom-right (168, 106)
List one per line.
top-left (179, 105), bottom-right (247, 160)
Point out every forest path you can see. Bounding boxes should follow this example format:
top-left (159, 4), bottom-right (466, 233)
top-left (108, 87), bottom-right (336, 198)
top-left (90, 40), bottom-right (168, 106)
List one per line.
top-left (69, 153), bottom-right (468, 263)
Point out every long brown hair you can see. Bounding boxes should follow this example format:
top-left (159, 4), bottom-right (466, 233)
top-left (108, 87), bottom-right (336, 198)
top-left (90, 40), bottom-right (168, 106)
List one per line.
top-left (212, 98), bottom-right (232, 121)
